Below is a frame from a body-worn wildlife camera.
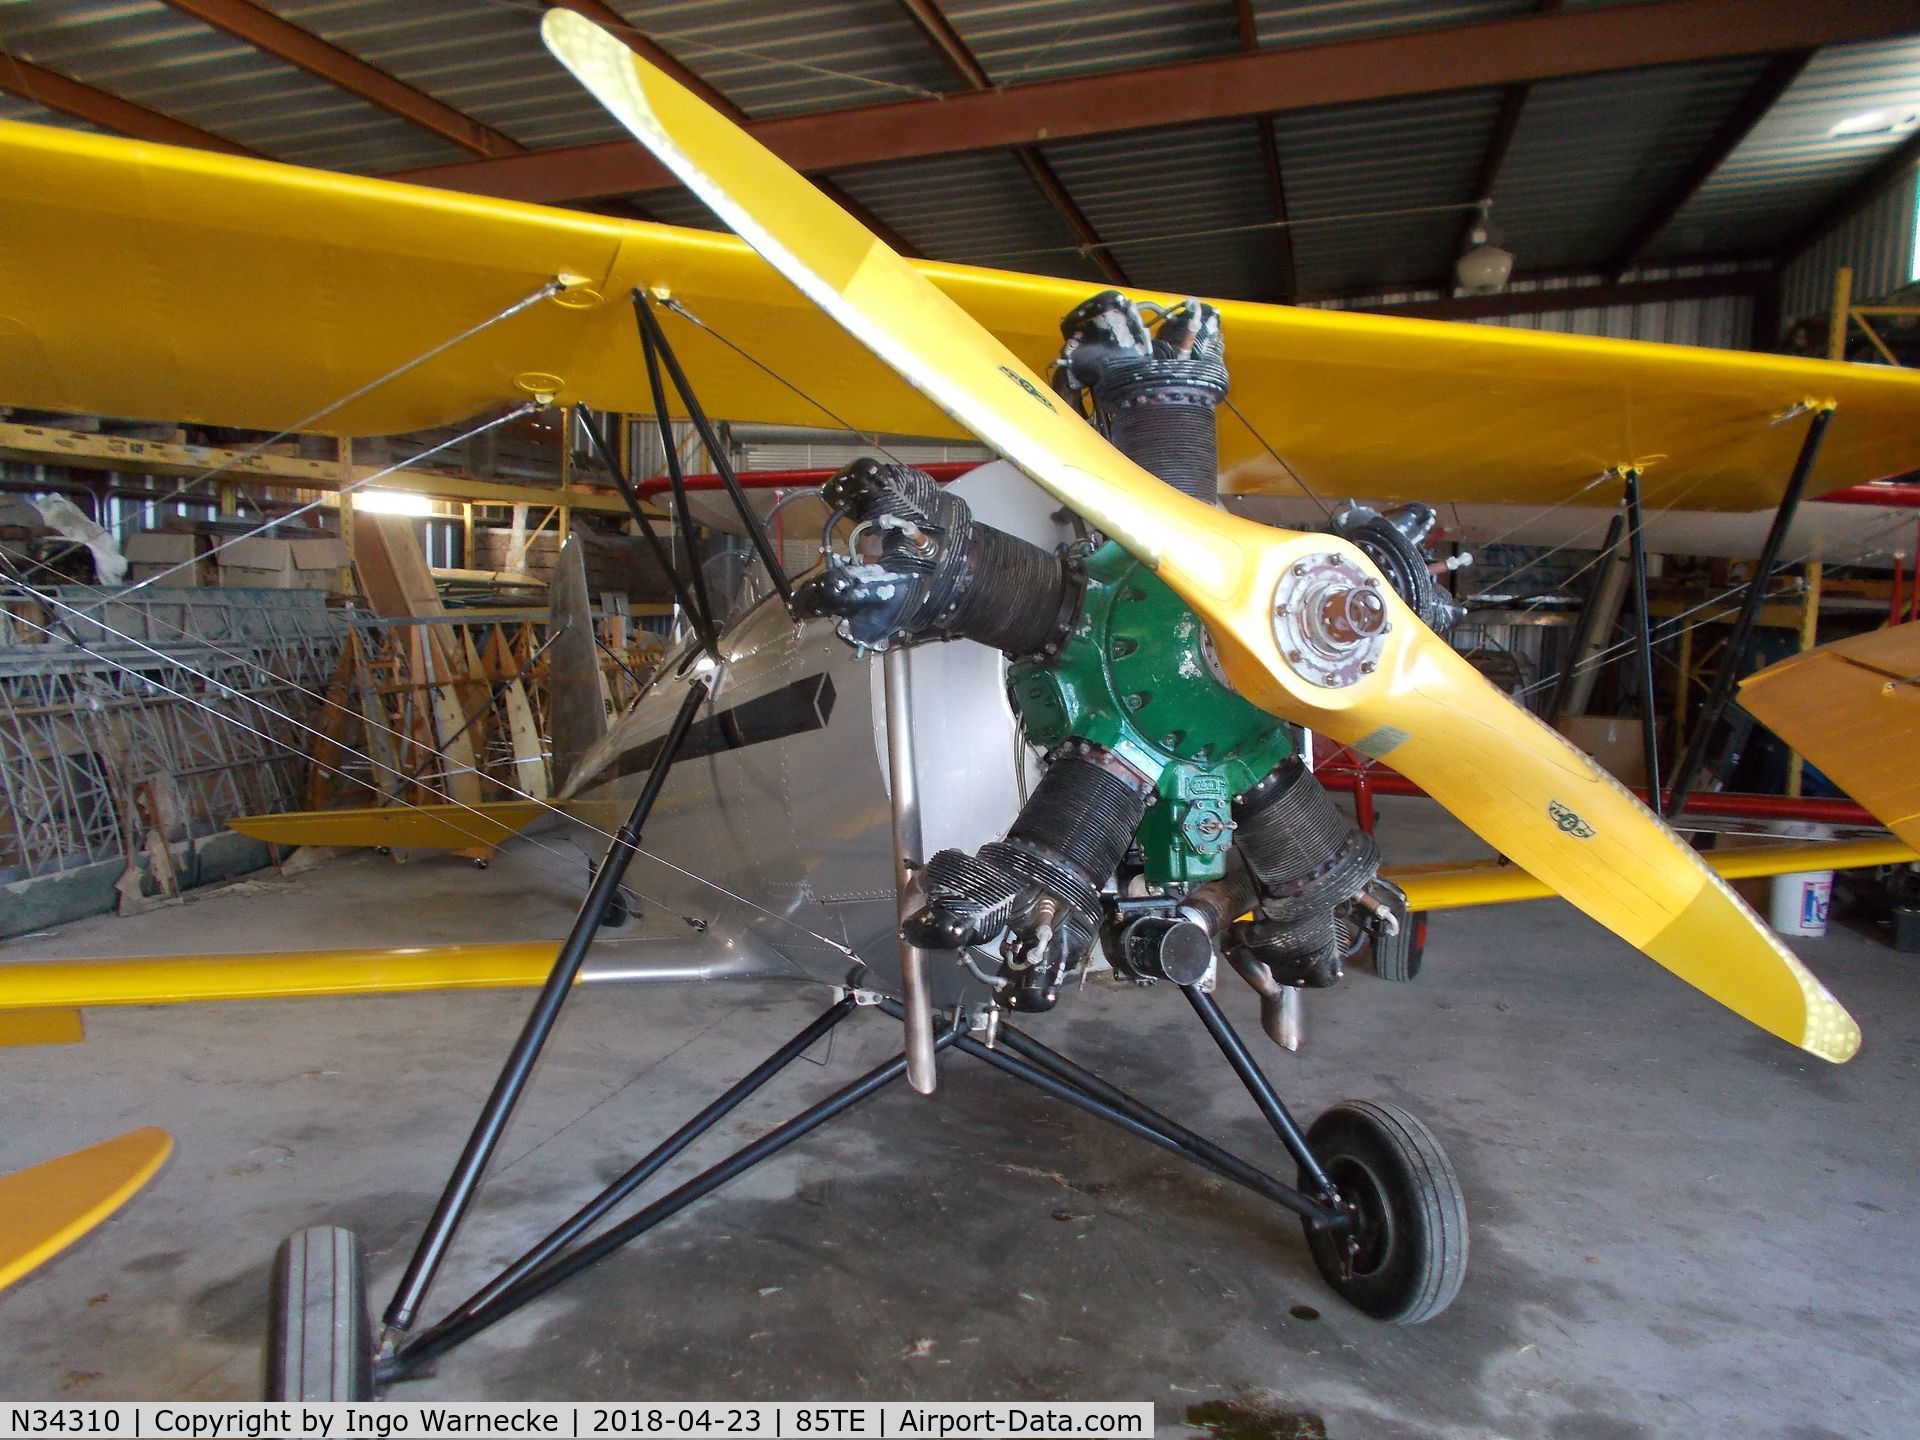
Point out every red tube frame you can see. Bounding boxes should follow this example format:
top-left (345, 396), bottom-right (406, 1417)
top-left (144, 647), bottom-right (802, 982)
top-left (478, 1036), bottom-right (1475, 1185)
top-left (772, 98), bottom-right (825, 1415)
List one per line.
top-left (1317, 761), bottom-right (1877, 827)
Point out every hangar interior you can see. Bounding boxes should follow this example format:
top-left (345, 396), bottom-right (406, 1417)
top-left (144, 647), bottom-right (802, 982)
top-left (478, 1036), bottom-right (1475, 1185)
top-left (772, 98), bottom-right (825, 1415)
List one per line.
top-left (2, 2), bottom-right (1920, 1436)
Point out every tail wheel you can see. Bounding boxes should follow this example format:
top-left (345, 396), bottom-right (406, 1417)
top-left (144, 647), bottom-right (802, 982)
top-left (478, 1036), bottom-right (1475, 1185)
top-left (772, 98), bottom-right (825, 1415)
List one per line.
top-left (266, 1227), bottom-right (375, 1400)
top-left (1298, 1100), bottom-right (1467, 1324)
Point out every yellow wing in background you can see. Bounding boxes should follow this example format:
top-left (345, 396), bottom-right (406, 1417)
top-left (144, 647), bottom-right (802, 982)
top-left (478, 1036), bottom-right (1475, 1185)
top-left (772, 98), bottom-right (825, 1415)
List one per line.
top-left (543, 9), bottom-right (1861, 1063)
top-left (227, 800), bottom-right (548, 851)
top-left (0, 1128), bottom-right (172, 1292)
top-left (4, 115), bottom-right (1920, 511)
top-left (1740, 621), bottom-right (1920, 850)
top-left (1389, 836), bottom-right (1918, 912)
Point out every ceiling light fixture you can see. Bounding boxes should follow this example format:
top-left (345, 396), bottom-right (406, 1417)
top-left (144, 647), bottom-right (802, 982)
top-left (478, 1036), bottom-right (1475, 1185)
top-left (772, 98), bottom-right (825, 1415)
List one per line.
top-left (1456, 198), bottom-right (1514, 295)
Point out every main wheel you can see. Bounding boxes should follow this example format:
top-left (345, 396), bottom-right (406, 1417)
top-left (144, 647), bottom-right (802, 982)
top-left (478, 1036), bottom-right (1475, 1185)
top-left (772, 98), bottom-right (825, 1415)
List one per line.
top-left (1297, 1100), bottom-right (1466, 1324)
top-left (265, 1227), bottom-right (375, 1400)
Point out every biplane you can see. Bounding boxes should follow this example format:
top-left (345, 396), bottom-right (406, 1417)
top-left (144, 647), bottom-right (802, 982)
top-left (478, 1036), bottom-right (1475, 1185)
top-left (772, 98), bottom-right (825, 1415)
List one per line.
top-left (4, 7), bottom-right (1920, 1398)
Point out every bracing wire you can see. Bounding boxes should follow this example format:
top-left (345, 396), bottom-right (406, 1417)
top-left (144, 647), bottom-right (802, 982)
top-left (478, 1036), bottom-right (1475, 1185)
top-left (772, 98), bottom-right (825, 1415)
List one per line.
top-left (10, 280), bottom-right (570, 591)
top-left (2, 580), bottom-right (856, 961)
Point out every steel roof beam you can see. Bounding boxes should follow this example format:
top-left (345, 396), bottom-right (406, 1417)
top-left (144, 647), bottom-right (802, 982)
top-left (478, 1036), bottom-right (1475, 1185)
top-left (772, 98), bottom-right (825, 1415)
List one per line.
top-left (390, 0), bottom-right (1920, 204)
top-left (0, 53), bottom-right (258, 155)
top-left (160, 0), bottom-right (527, 158)
top-left (1607, 50), bottom-right (1812, 278)
top-left (891, 0), bottom-right (1125, 284)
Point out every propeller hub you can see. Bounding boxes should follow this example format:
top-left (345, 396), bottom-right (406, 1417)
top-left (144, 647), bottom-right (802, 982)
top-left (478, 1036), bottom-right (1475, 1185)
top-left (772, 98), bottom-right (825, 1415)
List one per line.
top-left (1272, 552), bottom-right (1391, 689)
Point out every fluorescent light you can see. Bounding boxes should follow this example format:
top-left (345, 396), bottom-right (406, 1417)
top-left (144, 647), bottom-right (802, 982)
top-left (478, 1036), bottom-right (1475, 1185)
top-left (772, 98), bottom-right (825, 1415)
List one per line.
top-left (1831, 109), bottom-right (1919, 137)
top-left (353, 488), bottom-right (434, 516)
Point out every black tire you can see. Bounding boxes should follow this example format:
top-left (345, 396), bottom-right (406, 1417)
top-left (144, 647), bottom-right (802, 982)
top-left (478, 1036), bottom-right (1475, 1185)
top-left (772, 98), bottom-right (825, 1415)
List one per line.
top-left (1372, 911), bottom-right (1426, 983)
top-left (1298, 1100), bottom-right (1466, 1324)
top-left (266, 1227), bottom-right (375, 1400)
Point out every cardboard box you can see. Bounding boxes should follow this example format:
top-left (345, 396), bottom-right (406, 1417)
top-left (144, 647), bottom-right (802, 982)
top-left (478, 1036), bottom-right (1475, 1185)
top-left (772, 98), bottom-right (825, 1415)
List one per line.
top-left (1555, 714), bottom-right (1649, 790)
top-left (218, 536), bottom-right (349, 591)
top-left (123, 530), bottom-right (212, 588)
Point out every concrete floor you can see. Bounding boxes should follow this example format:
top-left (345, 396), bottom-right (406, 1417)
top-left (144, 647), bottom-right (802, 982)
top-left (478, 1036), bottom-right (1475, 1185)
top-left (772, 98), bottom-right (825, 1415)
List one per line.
top-left (2, 797), bottom-right (1916, 1438)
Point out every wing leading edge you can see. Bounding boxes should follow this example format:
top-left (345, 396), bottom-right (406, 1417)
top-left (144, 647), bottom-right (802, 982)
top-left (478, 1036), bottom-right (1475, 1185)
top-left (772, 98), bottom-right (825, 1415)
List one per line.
top-left (5, 117), bottom-right (1920, 510)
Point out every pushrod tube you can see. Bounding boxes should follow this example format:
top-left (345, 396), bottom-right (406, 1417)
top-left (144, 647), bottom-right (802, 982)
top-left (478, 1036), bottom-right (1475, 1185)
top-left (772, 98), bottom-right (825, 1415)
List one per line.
top-left (1666, 406), bottom-right (1833, 817)
top-left (1183, 986), bottom-right (1335, 1199)
top-left (438, 997), bottom-right (857, 1326)
top-left (388, 1029), bottom-right (957, 1376)
top-left (633, 294), bottom-right (794, 607)
top-left (382, 679), bottom-right (710, 1334)
top-left (882, 648), bottom-right (938, 1095)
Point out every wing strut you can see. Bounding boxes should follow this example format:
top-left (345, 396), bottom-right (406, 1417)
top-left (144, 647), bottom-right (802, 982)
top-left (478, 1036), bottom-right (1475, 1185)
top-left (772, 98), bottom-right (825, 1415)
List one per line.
top-left (1666, 404), bottom-right (1835, 816)
top-left (382, 677), bottom-right (709, 1337)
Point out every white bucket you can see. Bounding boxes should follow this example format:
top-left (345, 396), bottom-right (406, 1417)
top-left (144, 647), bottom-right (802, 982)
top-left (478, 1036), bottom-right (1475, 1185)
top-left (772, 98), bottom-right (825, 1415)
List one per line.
top-left (1769, 870), bottom-right (1833, 938)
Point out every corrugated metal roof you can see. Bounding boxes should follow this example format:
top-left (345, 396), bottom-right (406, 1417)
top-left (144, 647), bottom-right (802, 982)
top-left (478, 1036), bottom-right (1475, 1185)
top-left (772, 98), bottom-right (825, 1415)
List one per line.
top-left (1249, 0), bottom-right (1530, 49)
top-left (937, 1), bottom-right (1236, 86)
top-left (1650, 38), bottom-right (1920, 262)
top-left (1040, 123), bottom-right (1283, 300)
top-left (620, 0), bottom-right (954, 119)
top-left (0, 89), bottom-right (97, 132)
top-left (1493, 58), bottom-right (1770, 272)
top-left (0, 0), bottom-right (464, 170)
top-left (827, 151), bottom-right (1107, 283)
top-left (264, 0), bottom-right (628, 150)
top-left (1275, 89), bottom-right (1502, 295)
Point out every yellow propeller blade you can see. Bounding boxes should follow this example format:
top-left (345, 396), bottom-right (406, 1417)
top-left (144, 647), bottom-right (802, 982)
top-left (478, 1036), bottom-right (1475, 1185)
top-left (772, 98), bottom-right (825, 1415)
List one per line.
top-left (542, 10), bottom-right (1860, 1063)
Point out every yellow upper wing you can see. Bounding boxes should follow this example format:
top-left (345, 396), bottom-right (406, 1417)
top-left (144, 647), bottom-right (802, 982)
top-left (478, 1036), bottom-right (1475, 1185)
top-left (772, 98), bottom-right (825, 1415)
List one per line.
top-left (4, 116), bottom-right (1920, 512)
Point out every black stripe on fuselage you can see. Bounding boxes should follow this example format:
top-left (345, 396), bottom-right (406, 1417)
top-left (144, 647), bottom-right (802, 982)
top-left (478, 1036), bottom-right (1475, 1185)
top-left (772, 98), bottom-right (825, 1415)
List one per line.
top-left (615, 672), bottom-right (838, 778)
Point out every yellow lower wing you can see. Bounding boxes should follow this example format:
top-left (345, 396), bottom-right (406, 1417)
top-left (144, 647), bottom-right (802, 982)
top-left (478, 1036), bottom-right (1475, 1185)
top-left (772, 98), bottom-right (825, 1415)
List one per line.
top-left (0, 943), bottom-right (566, 1010)
top-left (545, 10), bottom-right (1859, 1062)
top-left (1390, 837), bottom-right (1917, 912)
top-left (0, 1128), bottom-right (172, 1291)
top-left (228, 800), bottom-right (548, 851)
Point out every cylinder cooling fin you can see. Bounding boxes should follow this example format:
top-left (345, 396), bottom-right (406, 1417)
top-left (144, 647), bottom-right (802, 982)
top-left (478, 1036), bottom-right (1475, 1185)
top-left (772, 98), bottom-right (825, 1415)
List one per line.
top-left (906, 745), bottom-right (1153, 1011)
top-left (790, 458), bottom-right (1079, 657)
top-left (1051, 290), bottom-right (1229, 505)
top-left (1228, 758), bottom-right (1382, 989)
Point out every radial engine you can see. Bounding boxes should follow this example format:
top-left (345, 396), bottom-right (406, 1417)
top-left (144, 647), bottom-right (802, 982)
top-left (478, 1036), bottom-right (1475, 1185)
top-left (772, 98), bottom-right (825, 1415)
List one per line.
top-left (792, 290), bottom-right (1465, 1032)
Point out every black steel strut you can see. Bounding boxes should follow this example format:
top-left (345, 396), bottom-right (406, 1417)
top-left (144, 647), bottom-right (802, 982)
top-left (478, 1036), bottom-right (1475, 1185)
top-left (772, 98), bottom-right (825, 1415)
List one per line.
top-left (631, 291), bottom-right (794, 607)
top-left (384, 1022), bottom-right (958, 1378)
top-left (1665, 405), bottom-right (1834, 817)
top-left (634, 305), bottom-right (721, 652)
top-left (1183, 985), bottom-right (1337, 1200)
top-left (382, 679), bottom-right (710, 1335)
top-left (1623, 468), bottom-right (1663, 803)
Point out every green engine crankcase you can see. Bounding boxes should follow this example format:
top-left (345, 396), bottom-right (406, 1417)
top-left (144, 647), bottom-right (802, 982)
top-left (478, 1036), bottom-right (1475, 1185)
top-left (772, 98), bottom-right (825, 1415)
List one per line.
top-left (1008, 541), bottom-right (1296, 889)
